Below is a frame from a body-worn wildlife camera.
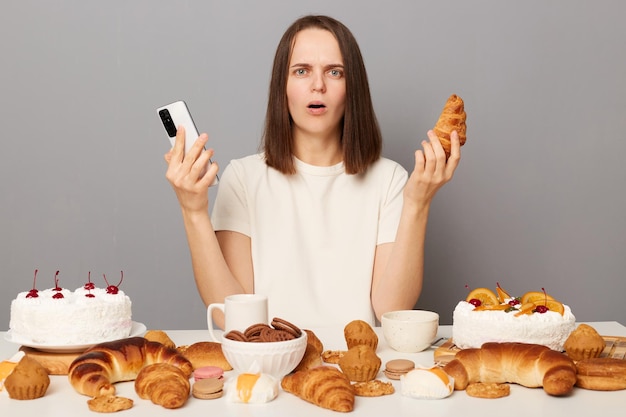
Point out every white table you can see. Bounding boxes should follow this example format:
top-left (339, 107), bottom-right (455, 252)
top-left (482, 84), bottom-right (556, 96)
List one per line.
top-left (1, 322), bottom-right (625, 416)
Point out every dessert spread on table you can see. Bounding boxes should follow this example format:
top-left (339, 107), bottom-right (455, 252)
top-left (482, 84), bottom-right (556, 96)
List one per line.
top-left (2, 270), bottom-right (626, 410)
top-left (2, 307), bottom-right (626, 411)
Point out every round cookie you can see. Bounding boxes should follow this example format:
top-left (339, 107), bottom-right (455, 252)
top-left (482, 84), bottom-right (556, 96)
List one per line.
top-left (224, 330), bottom-right (248, 342)
top-left (192, 378), bottom-right (224, 400)
top-left (244, 323), bottom-right (272, 339)
top-left (271, 317), bottom-right (302, 338)
top-left (384, 359), bottom-right (415, 380)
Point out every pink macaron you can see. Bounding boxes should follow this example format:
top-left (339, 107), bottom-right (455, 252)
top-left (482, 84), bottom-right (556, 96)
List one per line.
top-left (193, 366), bottom-right (224, 382)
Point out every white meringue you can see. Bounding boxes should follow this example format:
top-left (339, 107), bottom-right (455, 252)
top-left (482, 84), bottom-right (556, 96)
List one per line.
top-left (225, 373), bottom-right (278, 403)
top-left (400, 367), bottom-right (454, 399)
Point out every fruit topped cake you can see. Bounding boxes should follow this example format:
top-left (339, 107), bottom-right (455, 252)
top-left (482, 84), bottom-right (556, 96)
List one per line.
top-left (452, 284), bottom-right (576, 351)
top-left (9, 270), bottom-right (132, 346)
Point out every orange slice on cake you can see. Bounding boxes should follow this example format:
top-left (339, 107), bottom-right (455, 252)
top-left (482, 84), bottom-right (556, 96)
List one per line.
top-left (521, 291), bottom-right (555, 305)
top-left (466, 288), bottom-right (499, 306)
top-left (538, 299), bottom-right (565, 315)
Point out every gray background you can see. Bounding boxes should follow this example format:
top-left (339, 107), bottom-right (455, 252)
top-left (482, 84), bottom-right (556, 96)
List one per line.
top-left (2, 0), bottom-right (625, 331)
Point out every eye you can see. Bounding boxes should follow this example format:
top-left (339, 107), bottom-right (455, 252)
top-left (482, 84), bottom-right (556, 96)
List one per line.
top-left (328, 68), bottom-right (344, 78)
top-left (294, 68), bottom-right (308, 76)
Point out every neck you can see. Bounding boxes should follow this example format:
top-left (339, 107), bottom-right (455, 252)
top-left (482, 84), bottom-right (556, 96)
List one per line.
top-left (292, 129), bottom-right (343, 167)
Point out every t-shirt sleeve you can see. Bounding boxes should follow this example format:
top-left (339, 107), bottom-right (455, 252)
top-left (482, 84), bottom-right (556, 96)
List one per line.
top-left (210, 160), bottom-right (252, 236)
top-left (377, 163), bottom-right (408, 245)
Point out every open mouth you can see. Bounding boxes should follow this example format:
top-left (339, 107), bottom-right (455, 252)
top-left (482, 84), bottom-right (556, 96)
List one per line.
top-left (308, 102), bottom-right (326, 109)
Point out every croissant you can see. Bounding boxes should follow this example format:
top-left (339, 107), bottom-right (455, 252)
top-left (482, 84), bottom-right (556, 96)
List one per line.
top-left (281, 366), bottom-right (355, 412)
top-left (134, 363), bottom-right (190, 409)
top-left (68, 337), bottom-right (193, 397)
top-left (443, 342), bottom-right (576, 396)
top-left (433, 94), bottom-right (467, 158)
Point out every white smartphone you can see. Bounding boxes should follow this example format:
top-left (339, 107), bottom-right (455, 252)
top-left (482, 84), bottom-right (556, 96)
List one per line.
top-left (157, 100), bottom-right (218, 185)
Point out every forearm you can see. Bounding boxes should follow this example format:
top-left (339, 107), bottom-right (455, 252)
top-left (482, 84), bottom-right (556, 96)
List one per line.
top-left (180, 209), bottom-right (245, 307)
top-left (371, 200), bottom-right (429, 320)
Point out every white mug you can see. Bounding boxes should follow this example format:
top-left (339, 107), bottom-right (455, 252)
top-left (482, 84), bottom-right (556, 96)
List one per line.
top-left (207, 294), bottom-right (268, 342)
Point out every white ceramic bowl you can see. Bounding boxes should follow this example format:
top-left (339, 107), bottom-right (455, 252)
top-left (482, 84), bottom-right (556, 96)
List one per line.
top-left (221, 332), bottom-right (307, 378)
top-left (381, 310), bottom-right (439, 353)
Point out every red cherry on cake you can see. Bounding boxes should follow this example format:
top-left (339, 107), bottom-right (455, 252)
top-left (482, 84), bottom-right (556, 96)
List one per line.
top-left (26, 269), bottom-right (40, 298)
top-left (52, 270), bottom-right (65, 299)
top-left (84, 271), bottom-right (96, 290)
top-left (103, 271), bottom-right (124, 294)
top-left (469, 298), bottom-right (482, 307)
top-left (533, 287), bottom-right (550, 314)
top-left (508, 299), bottom-right (520, 306)
top-left (53, 270), bottom-right (62, 291)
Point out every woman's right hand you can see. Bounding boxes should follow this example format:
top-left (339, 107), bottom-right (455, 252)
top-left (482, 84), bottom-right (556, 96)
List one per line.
top-left (164, 126), bottom-right (220, 213)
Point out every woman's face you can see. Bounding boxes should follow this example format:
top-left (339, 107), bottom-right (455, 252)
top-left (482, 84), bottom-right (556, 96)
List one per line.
top-left (286, 28), bottom-right (346, 141)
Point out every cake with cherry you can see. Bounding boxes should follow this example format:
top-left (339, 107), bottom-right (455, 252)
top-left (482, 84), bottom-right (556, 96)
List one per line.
top-left (9, 270), bottom-right (132, 346)
top-left (452, 284), bottom-right (576, 351)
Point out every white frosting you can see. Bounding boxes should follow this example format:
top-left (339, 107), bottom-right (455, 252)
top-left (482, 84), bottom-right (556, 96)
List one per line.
top-left (9, 286), bottom-right (132, 345)
top-left (401, 367), bottom-right (454, 399)
top-left (225, 373), bottom-right (278, 403)
top-left (452, 300), bottom-right (576, 351)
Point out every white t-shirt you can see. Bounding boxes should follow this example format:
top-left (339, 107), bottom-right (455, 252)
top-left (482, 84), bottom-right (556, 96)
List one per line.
top-left (211, 153), bottom-right (407, 328)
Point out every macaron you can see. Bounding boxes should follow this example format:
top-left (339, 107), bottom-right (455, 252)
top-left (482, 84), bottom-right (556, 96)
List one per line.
top-left (193, 365), bottom-right (224, 382)
top-left (192, 378), bottom-right (224, 400)
top-left (384, 359), bottom-right (415, 380)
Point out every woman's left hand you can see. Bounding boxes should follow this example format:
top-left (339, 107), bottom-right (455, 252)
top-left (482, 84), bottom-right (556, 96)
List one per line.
top-left (404, 130), bottom-right (461, 207)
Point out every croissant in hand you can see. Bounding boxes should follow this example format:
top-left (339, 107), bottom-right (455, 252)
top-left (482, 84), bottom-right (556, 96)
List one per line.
top-left (443, 342), bottom-right (576, 396)
top-left (281, 366), bottom-right (355, 412)
top-left (433, 94), bottom-right (467, 158)
top-left (68, 337), bottom-right (193, 397)
top-left (135, 363), bottom-right (190, 409)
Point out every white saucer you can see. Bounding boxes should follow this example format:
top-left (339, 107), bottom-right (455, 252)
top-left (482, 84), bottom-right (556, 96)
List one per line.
top-left (4, 321), bottom-right (147, 353)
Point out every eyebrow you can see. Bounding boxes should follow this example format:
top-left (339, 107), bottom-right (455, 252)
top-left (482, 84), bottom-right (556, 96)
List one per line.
top-left (289, 63), bottom-right (345, 69)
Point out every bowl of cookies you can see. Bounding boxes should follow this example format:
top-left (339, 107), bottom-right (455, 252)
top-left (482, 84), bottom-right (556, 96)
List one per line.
top-left (220, 317), bottom-right (307, 379)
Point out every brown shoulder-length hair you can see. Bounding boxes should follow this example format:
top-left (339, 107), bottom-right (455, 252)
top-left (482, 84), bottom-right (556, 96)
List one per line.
top-left (262, 15), bottom-right (382, 175)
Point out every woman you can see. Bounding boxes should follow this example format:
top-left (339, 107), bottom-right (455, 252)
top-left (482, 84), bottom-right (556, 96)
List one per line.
top-left (165, 15), bottom-right (461, 328)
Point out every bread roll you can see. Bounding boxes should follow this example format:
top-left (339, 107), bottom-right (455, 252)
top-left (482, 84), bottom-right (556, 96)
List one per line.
top-left (575, 357), bottom-right (626, 391)
top-left (177, 341), bottom-right (232, 371)
top-left (144, 330), bottom-right (176, 349)
top-left (443, 342), bottom-right (576, 396)
top-left (68, 337), bottom-right (193, 397)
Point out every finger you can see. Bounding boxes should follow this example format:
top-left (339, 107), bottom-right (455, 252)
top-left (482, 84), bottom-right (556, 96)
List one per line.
top-left (421, 139), bottom-right (437, 173)
top-left (446, 131), bottom-right (461, 174)
top-left (171, 125), bottom-right (187, 162)
top-left (180, 133), bottom-right (209, 172)
top-left (426, 130), bottom-right (447, 162)
top-left (413, 149), bottom-right (425, 175)
top-left (164, 149), bottom-right (172, 164)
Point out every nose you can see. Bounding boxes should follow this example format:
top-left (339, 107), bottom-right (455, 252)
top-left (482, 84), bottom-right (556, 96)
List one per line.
top-left (310, 71), bottom-right (326, 93)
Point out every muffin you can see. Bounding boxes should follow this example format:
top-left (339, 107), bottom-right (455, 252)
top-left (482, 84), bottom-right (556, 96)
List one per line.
top-left (564, 323), bottom-right (605, 361)
top-left (338, 345), bottom-right (381, 382)
top-left (4, 355), bottom-right (50, 400)
top-left (344, 320), bottom-right (378, 350)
